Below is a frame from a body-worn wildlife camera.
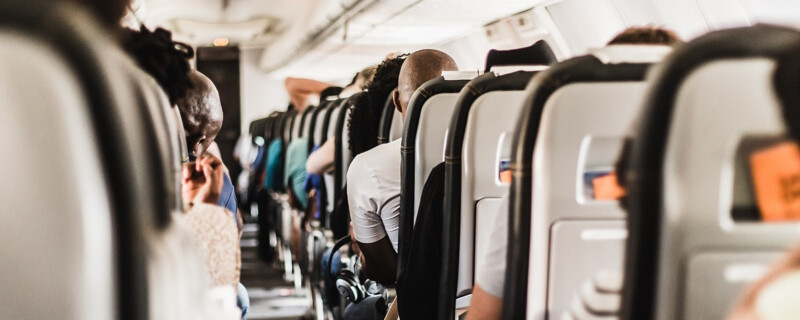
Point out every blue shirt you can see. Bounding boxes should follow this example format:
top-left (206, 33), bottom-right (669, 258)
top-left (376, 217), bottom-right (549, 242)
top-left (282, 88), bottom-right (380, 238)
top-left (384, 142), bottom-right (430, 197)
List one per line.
top-left (219, 173), bottom-right (238, 221)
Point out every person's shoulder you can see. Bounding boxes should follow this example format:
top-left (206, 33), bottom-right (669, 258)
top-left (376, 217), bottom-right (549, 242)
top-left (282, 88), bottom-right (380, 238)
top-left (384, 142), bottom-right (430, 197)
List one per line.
top-left (355, 139), bottom-right (401, 163)
top-left (348, 139), bottom-right (401, 185)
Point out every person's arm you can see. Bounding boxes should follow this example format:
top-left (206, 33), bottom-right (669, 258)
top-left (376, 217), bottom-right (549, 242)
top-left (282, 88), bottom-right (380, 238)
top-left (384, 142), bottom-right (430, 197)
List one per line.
top-left (285, 77), bottom-right (333, 110)
top-left (306, 138), bottom-right (336, 174)
top-left (357, 237), bottom-right (397, 285)
top-left (465, 285), bottom-right (503, 320)
top-left (728, 246), bottom-right (800, 319)
top-left (346, 157), bottom-right (398, 285)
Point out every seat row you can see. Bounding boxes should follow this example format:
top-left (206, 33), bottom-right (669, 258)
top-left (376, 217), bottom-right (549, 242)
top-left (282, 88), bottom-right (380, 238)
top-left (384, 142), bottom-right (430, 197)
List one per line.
top-left (246, 24), bottom-right (800, 320)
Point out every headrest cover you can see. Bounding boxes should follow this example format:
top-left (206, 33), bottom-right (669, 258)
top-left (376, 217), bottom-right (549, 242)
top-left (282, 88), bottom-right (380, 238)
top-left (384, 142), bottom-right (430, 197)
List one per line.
top-left (589, 45), bottom-right (672, 64)
top-left (483, 40), bottom-right (558, 72)
top-left (442, 71), bottom-right (480, 81)
top-left (490, 65), bottom-right (549, 76)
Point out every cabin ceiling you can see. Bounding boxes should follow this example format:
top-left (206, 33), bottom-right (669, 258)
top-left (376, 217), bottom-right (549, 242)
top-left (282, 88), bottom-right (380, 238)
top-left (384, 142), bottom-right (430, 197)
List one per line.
top-left (132, 0), bottom-right (550, 80)
top-left (134, 0), bottom-right (326, 47)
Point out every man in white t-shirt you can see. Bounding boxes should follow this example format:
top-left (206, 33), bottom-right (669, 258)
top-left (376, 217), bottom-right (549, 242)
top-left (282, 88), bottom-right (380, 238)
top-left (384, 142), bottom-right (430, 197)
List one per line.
top-left (346, 49), bottom-right (458, 284)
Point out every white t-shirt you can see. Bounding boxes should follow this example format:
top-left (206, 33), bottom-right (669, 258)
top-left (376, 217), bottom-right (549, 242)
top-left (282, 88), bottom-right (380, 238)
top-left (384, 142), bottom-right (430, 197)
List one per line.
top-left (475, 195), bottom-right (509, 298)
top-left (346, 139), bottom-right (402, 252)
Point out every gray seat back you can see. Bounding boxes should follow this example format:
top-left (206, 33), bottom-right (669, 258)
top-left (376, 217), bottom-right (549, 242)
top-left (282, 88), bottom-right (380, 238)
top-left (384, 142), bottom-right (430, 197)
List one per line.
top-left (323, 101), bottom-right (345, 215)
top-left (397, 74), bottom-right (475, 285)
top-left (441, 71), bottom-right (536, 317)
top-left (620, 25), bottom-right (800, 320)
top-left (0, 26), bottom-right (115, 320)
top-left (525, 46), bottom-right (671, 320)
top-left (0, 2), bottom-right (190, 318)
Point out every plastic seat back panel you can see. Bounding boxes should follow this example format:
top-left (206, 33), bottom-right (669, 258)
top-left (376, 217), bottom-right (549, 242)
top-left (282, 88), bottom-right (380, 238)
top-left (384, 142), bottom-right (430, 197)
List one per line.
top-left (684, 252), bottom-right (781, 319)
top-left (528, 82), bottom-right (647, 319)
top-left (548, 220), bottom-right (626, 318)
top-left (414, 93), bottom-right (460, 218)
top-left (655, 59), bottom-right (799, 319)
top-left (458, 90), bottom-right (527, 294)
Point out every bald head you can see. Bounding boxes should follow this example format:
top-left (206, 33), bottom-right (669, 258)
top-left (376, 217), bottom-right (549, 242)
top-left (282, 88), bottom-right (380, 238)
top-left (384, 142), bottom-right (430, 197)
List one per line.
top-left (177, 70), bottom-right (223, 157)
top-left (395, 49), bottom-right (458, 115)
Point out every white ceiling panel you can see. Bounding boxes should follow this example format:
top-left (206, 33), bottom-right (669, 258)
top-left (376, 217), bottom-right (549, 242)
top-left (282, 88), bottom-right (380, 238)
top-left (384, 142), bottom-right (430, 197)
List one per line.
top-left (136, 0), bottom-right (320, 47)
top-left (267, 0), bottom-right (549, 78)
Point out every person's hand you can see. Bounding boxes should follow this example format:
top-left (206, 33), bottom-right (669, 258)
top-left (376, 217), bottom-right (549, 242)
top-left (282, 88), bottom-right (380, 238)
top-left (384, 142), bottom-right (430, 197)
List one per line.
top-left (182, 154), bottom-right (224, 206)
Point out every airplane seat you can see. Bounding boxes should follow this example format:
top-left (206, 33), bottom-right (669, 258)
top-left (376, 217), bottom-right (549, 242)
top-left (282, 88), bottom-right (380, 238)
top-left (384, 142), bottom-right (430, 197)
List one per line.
top-left (305, 101), bottom-right (333, 227)
top-left (284, 110), bottom-right (297, 145)
top-left (483, 40), bottom-right (558, 72)
top-left (440, 69), bottom-right (538, 318)
top-left (0, 1), bottom-right (203, 318)
top-left (291, 108), bottom-right (304, 141)
top-left (311, 101), bottom-right (331, 152)
top-left (501, 44), bottom-right (672, 320)
top-left (273, 110), bottom-right (295, 194)
top-left (618, 25), bottom-right (800, 320)
top-left (397, 74), bottom-right (476, 281)
top-left (0, 24), bottom-right (116, 320)
top-left (378, 94), bottom-right (403, 144)
top-left (334, 95), bottom-right (358, 210)
top-left (565, 271), bottom-right (623, 320)
top-left (134, 67), bottom-right (186, 215)
top-left (323, 100), bottom-right (346, 226)
top-left (300, 106), bottom-right (316, 140)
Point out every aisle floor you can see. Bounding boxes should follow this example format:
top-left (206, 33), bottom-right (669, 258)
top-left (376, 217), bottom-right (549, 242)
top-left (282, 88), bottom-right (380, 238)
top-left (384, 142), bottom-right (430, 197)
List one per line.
top-left (240, 223), bottom-right (311, 320)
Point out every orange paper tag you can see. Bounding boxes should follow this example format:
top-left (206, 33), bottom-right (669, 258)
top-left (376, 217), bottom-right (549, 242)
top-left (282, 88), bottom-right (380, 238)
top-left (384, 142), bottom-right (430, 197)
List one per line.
top-left (499, 170), bottom-right (512, 183)
top-left (750, 142), bottom-right (800, 222)
top-left (592, 173), bottom-right (626, 200)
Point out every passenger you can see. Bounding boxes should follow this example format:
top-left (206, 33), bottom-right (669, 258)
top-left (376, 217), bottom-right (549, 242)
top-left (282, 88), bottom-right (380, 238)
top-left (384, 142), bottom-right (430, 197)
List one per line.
top-left (122, 27), bottom-right (241, 221)
top-left (181, 153), bottom-right (240, 289)
top-left (347, 55), bottom-right (407, 156)
top-left (346, 49), bottom-right (458, 285)
top-left (285, 137), bottom-right (311, 211)
top-left (177, 70), bottom-right (240, 219)
top-left (305, 66), bottom-right (377, 176)
top-left (285, 136), bottom-right (310, 257)
top-left (340, 65), bottom-right (378, 97)
top-left (176, 70), bottom-right (247, 316)
top-left (466, 26), bottom-right (682, 320)
top-left (120, 25), bottom-right (245, 317)
top-left (728, 247), bottom-right (800, 319)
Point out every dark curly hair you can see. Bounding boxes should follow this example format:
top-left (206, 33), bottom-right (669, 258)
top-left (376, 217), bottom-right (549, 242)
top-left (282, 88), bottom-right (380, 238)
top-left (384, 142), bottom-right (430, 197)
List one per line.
top-left (607, 26), bottom-right (682, 45)
top-left (121, 26), bottom-right (195, 106)
top-left (347, 55), bottom-right (408, 156)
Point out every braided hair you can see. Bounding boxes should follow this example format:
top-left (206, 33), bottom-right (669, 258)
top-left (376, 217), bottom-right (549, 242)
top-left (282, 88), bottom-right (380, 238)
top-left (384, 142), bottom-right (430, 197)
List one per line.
top-left (347, 54), bottom-right (408, 156)
top-left (121, 26), bottom-right (195, 106)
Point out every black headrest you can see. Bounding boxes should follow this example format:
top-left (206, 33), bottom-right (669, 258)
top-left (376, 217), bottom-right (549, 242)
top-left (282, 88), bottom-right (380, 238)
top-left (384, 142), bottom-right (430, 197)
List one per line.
top-left (321, 86), bottom-right (344, 101)
top-left (484, 40), bottom-right (557, 72)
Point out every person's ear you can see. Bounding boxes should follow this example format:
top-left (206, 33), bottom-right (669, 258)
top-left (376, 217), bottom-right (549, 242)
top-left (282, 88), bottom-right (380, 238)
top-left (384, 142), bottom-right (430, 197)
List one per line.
top-left (192, 137), bottom-right (207, 156)
top-left (393, 90), bottom-right (401, 114)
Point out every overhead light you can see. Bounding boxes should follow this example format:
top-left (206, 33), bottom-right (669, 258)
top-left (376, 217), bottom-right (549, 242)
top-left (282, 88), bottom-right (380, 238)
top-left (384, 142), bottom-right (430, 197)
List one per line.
top-left (213, 38), bottom-right (229, 46)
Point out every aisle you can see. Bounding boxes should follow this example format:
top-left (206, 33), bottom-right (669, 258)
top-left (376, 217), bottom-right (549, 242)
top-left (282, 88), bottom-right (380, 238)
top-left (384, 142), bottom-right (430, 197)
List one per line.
top-left (240, 223), bottom-right (311, 320)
